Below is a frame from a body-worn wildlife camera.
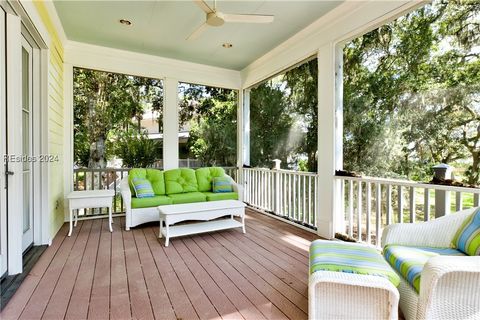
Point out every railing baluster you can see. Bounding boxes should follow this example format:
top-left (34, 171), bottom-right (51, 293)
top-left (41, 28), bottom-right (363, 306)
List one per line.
top-left (288, 173), bottom-right (292, 219)
top-left (375, 183), bottom-right (381, 247)
top-left (292, 174), bottom-right (297, 220)
top-left (308, 176), bottom-right (312, 225)
top-left (386, 184), bottom-right (392, 225)
top-left (424, 188), bottom-right (430, 221)
top-left (398, 186), bottom-right (403, 223)
top-left (366, 182), bottom-right (371, 244)
top-left (357, 181), bottom-right (362, 241)
top-left (456, 192), bottom-right (462, 211)
top-left (409, 186), bottom-right (415, 223)
top-left (348, 180), bottom-right (354, 237)
top-left (303, 176), bottom-right (306, 224)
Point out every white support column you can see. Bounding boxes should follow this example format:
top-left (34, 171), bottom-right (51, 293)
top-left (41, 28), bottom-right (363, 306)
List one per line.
top-left (163, 77), bottom-right (179, 170)
top-left (243, 89), bottom-right (250, 167)
top-left (64, 63), bottom-right (74, 224)
top-left (237, 89), bottom-right (244, 184)
top-left (316, 43), bottom-right (343, 239)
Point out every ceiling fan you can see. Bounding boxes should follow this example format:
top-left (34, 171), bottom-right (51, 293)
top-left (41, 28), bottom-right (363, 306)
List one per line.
top-left (187, 0), bottom-right (274, 41)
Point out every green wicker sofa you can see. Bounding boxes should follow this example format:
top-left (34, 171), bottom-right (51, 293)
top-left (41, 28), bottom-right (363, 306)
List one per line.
top-left (119, 167), bottom-right (242, 230)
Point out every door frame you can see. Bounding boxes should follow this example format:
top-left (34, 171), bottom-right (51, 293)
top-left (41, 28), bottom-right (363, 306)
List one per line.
top-left (0, 6), bottom-right (7, 278)
top-left (4, 1), bottom-right (50, 275)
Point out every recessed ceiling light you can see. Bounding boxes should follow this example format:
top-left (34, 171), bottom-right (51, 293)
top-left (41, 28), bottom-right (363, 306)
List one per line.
top-left (222, 43), bottom-right (233, 48)
top-left (119, 19), bottom-right (132, 26)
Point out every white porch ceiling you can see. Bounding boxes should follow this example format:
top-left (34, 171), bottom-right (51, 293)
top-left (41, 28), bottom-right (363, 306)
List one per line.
top-left (53, 1), bottom-right (342, 70)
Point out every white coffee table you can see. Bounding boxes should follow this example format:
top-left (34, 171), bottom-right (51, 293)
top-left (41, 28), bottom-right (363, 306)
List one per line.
top-left (158, 200), bottom-right (246, 246)
top-left (66, 190), bottom-right (115, 236)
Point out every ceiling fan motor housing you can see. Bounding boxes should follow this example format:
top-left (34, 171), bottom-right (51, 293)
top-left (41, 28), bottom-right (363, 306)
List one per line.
top-left (206, 12), bottom-right (225, 26)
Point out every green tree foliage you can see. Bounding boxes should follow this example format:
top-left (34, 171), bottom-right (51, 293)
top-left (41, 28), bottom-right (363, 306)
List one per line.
top-left (344, 0), bottom-right (480, 184)
top-left (73, 68), bottom-right (163, 168)
top-left (115, 129), bottom-right (160, 168)
top-left (249, 59), bottom-right (318, 172)
top-left (178, 83), bottom-right (237, 166)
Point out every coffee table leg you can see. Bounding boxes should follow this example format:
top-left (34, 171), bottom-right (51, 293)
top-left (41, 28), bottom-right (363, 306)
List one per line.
top-left (165, 220), bottom-right (170, 247)
top-left (158, 218), bottom-right (163, 238)
top-left (242, 213), bottom-right (246, 233)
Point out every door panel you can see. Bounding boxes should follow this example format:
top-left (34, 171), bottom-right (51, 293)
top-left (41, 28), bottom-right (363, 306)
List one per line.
top-left (0, 7), bottom-right (7, 276)
top-left (21, 37), bottom-right (33, 252)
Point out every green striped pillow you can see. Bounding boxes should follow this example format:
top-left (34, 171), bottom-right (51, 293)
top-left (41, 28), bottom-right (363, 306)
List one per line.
top-left (212, 176), bottom-right (233, 193)
top-left (131, 177), bottom-right (155, 198)
top-left (452, 207), bottom-right (480, 256)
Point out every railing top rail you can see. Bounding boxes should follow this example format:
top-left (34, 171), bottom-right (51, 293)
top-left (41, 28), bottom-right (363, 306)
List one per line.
top-left (335, 175), bottom-right (480, 194)
top-left (243, 167), bottom-right (317, 176)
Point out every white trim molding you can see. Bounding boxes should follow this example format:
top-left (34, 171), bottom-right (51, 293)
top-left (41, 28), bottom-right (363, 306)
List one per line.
top-left (6, 12), bottom-right (23, 274)
top-left (64, 41), bottom-right (241, 90)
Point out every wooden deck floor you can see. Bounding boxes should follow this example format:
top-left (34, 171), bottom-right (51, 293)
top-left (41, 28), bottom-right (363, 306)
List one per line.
top-left (1, 209), bottom-right (319, 320)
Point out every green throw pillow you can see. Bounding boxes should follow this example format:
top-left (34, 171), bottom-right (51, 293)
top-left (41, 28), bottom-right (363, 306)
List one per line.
top-left (452, 207), bottom-right (480, 256)
top-left (212, 176), bottom-right (233, 193)
top-left (131, 177), bottom-right (155, 198)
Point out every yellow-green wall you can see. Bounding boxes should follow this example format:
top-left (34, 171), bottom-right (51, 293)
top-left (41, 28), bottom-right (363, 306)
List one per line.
top-left (33, 1), bottom-right (65, 238)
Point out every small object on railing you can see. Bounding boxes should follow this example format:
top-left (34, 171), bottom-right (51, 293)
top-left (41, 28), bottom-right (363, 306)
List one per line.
top-left (429, 177), bottom-right (478, 188)
top-left (335, 170), bottom-right (362, 178)
top-left (335, 233), bottom-right (357, 243)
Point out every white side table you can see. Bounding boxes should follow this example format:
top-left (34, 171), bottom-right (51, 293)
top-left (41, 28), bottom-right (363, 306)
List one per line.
top-left (66, 190), bottom-right (115, 236)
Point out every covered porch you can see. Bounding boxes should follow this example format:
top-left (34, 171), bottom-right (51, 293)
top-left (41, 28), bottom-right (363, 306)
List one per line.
top-left (1, 0), bottom-right (480, 319)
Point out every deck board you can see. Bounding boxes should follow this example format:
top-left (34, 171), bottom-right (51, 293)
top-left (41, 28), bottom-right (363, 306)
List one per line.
top-left (1, 209), bottom-right (317, 320)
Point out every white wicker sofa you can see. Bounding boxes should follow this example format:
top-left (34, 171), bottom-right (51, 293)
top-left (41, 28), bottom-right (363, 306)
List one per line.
top-left (381, 208), bottom-right (480, 320)
top-left (120, 168), bottom-right (243, 230)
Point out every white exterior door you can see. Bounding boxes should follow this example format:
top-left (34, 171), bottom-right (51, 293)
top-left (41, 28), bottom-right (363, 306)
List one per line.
top-left (0, 7), bottom-right (7, 277)
top-left (21, 36), bottom-right (34, 252)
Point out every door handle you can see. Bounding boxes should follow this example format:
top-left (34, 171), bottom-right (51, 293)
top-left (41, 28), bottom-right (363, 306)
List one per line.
top-left (5, 171), bottom-right (14, 176)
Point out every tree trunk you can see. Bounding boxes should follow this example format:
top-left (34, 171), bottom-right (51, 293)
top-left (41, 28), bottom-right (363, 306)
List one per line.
top-left (88, 136), bottom-right (106, 169)
top-left (469, 151), bottom-right (480, 186)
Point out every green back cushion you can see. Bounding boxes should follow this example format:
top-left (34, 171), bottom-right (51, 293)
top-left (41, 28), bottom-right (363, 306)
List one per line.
top-left (128, 168), bottom-right (165, 196)
top-left (195, 167), bottom-right (226, 192)
top-left (164, 168), bottom-right (198, 194)
top-left (452, 207), bottom-right (480, 256)
top-left (146, 169), bottom-right (166, 195)
top-left (131, 177), bottom-right (154, 198)
top-left (212, 176), bottom-right (233, 193)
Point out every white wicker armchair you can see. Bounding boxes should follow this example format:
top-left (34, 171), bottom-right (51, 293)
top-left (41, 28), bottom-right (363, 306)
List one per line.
top-left (381, 208), bottom-right (480, 320)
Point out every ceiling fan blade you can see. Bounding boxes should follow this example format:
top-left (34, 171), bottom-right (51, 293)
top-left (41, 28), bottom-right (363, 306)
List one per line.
top-left (186, 22), bottom-right (209, 41)
top-left (193, 0), bottom-right (213, 14)
top-left (223, 14), bottom-right (274, 24)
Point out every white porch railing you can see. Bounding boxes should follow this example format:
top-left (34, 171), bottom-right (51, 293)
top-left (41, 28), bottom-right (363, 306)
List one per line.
top-left (336, 175), bottom-right (480, 246)
top-left (243, 167), bottom-right (318, 229)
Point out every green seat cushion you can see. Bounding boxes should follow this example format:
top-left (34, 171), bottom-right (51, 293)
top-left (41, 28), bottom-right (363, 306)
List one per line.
top-left (131, 195), bottom-right (173, 208)
top-left (384, 245), bottom-right (465, 292)
top-left (452, 207), bottom-right (480, 256)
top-left (310, 240), bottom-right (400, 287)
top-left (128, 168), bottom-right (165, 195)
top-left (195, 167), bottom-right (226, 192)
top-left (212, 176), bottom-right (233, 193)
top-left (168, 192), bottom-right (206, 204)
top-left (203, 192), bottom-right (238, 201)
top-left (164, 168), bottom-right (199, 194)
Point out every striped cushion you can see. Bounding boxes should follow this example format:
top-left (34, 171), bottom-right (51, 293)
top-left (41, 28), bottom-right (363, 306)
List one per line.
top-left (309, 240), bottom-right (400, 287)
top-left (131, 177), bottom-right (155, 198)
top-left (212, 176), bottom-right (233, 193)
top-left (452, 207), bottom-right (480, 256)
top-left (384, 245), bottom-right (465, 292)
